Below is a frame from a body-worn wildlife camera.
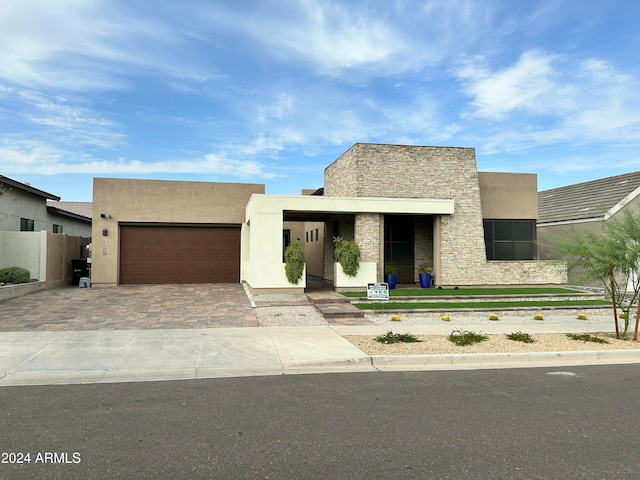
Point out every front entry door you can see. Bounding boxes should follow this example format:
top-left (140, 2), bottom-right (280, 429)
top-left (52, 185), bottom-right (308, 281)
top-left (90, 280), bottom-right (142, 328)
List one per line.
top-left (384, 215), bottom-right (415, 284)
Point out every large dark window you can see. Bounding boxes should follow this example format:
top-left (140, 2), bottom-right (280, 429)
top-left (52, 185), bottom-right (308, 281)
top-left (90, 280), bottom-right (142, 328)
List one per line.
top-left (484, 220), bottom-right (535, 260)
top-left (384, 215), bottom-right (415, 282)
top-left (20, 218), bottom-right (34, 231)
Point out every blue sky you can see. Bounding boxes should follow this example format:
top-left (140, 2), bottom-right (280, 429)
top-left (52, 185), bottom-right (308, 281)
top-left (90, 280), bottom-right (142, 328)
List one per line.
top-left (1, 0), bottom-right (640, 202)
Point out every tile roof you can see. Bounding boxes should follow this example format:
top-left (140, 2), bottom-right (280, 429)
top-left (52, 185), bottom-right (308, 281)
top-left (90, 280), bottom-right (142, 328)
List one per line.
top-left (47, 201), bottom-right (93, 220)
top-left (538, 171), bottom-right (640, 224)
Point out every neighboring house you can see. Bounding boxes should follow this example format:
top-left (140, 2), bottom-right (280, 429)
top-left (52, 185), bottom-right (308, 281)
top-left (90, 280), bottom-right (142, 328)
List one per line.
top-left (92, 143), bottom-right (566, 291)
top-left (0, 175), bottom-right (92, 238)
top-left (46, 201), bottom-right (93, 238)
top-left (537, 171), bottom-right (640, 285)
top-left (0, 175), bottom-right (93, 290)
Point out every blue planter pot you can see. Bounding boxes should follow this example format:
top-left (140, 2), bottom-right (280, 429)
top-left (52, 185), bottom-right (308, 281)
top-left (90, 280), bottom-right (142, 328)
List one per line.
top-left (385, 273), bottom-right (397, 289)
top-left (419, 273), bottom-right (432, 288)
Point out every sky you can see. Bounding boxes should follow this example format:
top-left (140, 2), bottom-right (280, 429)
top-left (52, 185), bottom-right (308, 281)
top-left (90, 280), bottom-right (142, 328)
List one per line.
top-left (1, 0), bottom-right (640, 202)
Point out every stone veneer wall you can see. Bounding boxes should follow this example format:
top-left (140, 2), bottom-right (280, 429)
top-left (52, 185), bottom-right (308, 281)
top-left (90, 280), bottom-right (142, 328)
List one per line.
top-left (325, 144), bottom-right (488, 285)
top-left (479, 261), bottom-right (567, 285)
top-left (354, 213), bottom-right (380, 278)
top-left (324, 143), bottom-right (567, 285)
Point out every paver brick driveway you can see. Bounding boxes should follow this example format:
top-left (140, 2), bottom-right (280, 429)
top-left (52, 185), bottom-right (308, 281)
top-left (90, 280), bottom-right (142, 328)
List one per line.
top-left (0, 284), bottom-right (258, 331)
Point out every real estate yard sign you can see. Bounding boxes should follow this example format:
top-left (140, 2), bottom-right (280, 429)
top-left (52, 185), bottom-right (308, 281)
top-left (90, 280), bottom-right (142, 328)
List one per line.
top-left (367, 283), bottom-right (389, 300)
top-left (367, 283), bottom-right (389, 314)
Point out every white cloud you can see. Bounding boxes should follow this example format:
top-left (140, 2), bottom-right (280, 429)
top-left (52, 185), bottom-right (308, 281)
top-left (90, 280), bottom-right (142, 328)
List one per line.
top-left (0, 0), bottom-right (219, 91)
top-left (457, 51), bottom-right (640, 154)
top-left (458, 51), bottom-right (558, 120)
top-left (229, 0), bottom-right (404, 72)
top-left (0, 139), bottom-right (274, 179)
top-left (0, 86), bottom-right (125, 149)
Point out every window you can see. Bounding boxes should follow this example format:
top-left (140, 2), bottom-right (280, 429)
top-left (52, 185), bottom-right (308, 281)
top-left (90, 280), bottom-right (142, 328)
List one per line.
top-left (20, 218), bottom-right (34, 231)
top-left (306, 231), bottom-right (309, 242)
top-left (53, 224), bottom-right (63, 233)
top-left (484, 220), bottom-right (535, 260)
top-left (315, 228), bottom-right (319, 241)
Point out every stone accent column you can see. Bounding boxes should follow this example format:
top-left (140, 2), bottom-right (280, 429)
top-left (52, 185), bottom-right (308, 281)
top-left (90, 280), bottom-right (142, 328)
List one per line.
top-left (355, 213), bottom-right (380, 278)
top-left (433, 216), bottom-right (442, 286)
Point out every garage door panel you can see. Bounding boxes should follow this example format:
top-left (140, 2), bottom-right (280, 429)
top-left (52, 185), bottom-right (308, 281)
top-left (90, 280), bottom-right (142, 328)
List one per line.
top-left (120, 226), bottom-right (240, 284)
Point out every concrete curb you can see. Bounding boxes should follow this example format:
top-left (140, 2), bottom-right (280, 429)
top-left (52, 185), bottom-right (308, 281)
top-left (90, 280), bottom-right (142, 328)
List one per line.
top-left (369, 349), bottom-right (640, 370)
top-left (281, 350), bottom-right (640, 375)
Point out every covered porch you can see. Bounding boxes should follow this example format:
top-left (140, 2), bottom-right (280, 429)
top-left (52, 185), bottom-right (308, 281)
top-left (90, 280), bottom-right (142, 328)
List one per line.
top-left (242, 194), bottom-right (454, 295)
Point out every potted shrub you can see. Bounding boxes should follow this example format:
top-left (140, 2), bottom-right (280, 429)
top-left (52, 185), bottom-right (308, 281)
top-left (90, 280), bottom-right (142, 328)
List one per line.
top-left (333, 236), bottom-right (360, 277)
top-left (418, 266), bottom-right (433, 288)
top-left (384, 263), bottom-right (398, 289)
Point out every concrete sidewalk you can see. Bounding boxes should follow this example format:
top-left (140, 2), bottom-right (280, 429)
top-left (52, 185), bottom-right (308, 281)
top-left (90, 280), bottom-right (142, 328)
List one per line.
top-left (2, 321), bottom-right (640, 387)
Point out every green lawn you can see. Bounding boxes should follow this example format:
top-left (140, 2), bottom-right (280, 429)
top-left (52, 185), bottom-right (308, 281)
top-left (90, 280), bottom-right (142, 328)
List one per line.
top-left (354, 299), bottom-right (611, 310)
top-left (342, 287), bottom-right (584, 298)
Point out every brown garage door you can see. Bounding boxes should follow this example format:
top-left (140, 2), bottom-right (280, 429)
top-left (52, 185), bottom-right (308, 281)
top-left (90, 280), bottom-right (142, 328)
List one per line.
top-left (119, 225), bottom-right (241, 284)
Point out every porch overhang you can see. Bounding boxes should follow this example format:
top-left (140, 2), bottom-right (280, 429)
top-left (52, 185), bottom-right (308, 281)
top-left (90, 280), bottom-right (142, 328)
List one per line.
top-left (241, 195), bottom-right (454, 292)
top-left (246, 194), bottom-right (455, 220)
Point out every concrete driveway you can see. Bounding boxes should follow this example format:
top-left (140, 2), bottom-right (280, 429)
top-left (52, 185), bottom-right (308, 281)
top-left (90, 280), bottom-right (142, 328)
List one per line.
top-left (0, 284), bottom-right (259, 331)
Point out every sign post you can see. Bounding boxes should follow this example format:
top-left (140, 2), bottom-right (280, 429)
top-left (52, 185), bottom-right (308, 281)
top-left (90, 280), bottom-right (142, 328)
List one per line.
top-left (367, 283), bottom-right (389, 314)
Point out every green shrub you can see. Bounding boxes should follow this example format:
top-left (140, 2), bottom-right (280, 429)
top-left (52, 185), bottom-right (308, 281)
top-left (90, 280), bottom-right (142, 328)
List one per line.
top-left (374, 330), bottom-right (421, 344)
top-left (385, 263), bottom-right (398, 275)
top-left (284, 240), bottom-right (305, 284)
top-left (566, 333), bottom-right (609, 344)
top-left (333, 236), bottom-right (360, 277)
top-left (448, 329), bottom-right (488, 346)
top-left (0, 266), bottom-right (31, 284)
top-left (506, 331), bottom-right (535, 343)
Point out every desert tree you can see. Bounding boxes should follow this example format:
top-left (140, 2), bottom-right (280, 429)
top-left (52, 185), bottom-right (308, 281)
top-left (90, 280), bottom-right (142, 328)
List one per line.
top-left (552, 208), bottom-right (640, 340)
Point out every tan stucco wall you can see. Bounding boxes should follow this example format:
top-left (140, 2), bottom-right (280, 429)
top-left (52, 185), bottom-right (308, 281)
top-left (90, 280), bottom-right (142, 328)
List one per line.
top-left (478, 172), bottom-right (538, 219)
top-left (46, 232), bottom-right (81, 289)
top-left (92, 178), bottom-right (264, 287)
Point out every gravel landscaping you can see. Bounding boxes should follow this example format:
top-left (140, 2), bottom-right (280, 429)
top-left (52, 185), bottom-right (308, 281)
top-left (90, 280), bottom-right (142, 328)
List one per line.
top-left (256, 305), bottom-right (327, 326)
top-left (347, 332), bottom-right (640, 355)
top-left (248, 293), bottom-right (328, 327)
top-left (248, 289), bottom-right (640, 356)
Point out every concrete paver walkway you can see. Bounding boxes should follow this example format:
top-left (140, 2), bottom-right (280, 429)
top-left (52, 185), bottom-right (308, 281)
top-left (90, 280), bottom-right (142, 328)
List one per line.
top-left (0, 284), bottom-right (258, 330)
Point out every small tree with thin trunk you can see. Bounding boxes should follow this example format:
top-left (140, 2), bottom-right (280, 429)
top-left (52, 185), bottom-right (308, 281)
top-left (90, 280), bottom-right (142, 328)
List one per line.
top-left (552, 208), bottom-right (640, 340)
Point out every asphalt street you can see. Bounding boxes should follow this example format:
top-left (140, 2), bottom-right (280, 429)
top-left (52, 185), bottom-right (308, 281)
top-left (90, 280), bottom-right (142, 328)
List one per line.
top-left (1, 365), bottom-right (639, 479)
